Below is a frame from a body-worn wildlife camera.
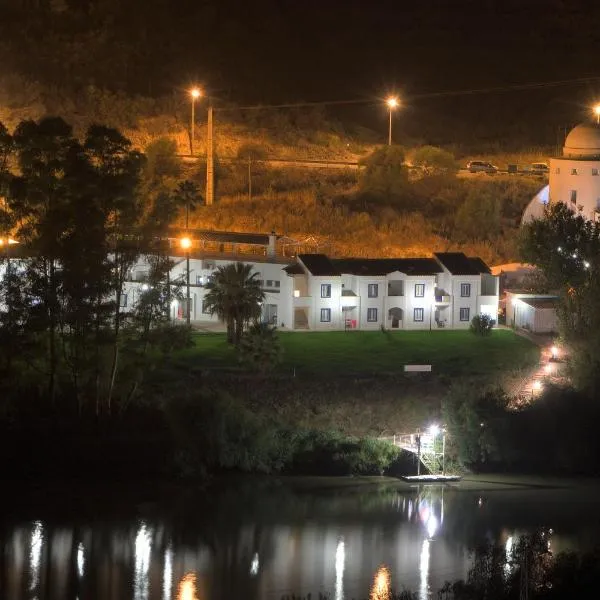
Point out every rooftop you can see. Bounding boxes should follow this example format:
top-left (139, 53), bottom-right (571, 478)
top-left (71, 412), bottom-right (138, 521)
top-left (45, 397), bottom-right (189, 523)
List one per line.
top-left (298, 254), bottom-right (340, 276)
top-left (332, 257), bottom-right (441, 276)
top-left (434, 252), bottom-right (491, 275)
top-left (168, 228), bottom-right (276, 246)
top-left (519, 298), bottom-right (559, 309)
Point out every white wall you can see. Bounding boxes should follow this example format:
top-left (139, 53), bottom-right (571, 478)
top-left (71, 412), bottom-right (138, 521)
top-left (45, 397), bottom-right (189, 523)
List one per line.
top-left (125, 255), bottom-right (292, 327)
top-left (549, 157), bottom-right (600, 221)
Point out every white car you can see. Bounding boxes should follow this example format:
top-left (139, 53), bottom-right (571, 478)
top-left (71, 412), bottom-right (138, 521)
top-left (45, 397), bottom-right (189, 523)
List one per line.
top-left (529, 162), bottom-right (549, 175)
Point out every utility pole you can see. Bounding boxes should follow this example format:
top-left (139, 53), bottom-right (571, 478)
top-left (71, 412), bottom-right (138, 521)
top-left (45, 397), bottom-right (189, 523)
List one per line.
top-left (206, 104), bottom-right (214, 206)
top-left (248, 156), bottom-right (252, 202)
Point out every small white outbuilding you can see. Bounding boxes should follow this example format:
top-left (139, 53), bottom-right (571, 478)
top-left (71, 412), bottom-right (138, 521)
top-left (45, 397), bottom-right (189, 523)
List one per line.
top-left (505, 292), bottom-right (559, 334)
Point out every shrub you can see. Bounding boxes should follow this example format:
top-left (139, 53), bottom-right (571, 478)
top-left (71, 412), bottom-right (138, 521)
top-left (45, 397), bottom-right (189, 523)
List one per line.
top-left (238, 322), bottom-right (282, 373)
top-left (470, 314), bottom-right (494, 336)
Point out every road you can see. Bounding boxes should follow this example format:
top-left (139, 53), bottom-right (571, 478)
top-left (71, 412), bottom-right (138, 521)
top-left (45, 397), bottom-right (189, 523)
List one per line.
top-left (180, 154), bottom-right (549, 177)
top-left (180, 155), bottom-right (361, 170)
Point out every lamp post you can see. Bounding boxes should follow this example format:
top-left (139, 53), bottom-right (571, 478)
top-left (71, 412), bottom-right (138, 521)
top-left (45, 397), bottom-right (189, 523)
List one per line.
top-left (180, 236), bottom-right (192, 325)
top-left (594, 104), bottom-right (600, 125)
top-left (386, 96), bottom-right (399, 146)
top-left (190, 87), bottom-right (202, 156)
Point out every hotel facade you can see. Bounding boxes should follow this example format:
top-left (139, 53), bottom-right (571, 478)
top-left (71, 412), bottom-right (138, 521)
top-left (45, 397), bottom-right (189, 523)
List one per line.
top-left (122, 231), bottom-right (499, 331)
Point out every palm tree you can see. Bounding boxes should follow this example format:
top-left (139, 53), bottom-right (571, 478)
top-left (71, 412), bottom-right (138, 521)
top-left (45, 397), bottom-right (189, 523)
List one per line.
top-left (174, 180), bottom-right (203, 229)
top-left (203, 262), bottom-right (265, 344)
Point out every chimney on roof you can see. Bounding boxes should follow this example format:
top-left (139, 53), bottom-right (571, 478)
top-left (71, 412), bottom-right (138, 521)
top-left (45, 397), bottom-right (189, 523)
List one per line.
top-left (267, 231), bottom-right (277, 258)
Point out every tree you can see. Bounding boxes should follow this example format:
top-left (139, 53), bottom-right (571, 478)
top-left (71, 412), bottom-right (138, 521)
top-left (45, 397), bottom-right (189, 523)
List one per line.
top-left (203, 262), bottom-right (265, 344)
top-left (470, 314), bottom-right (494, 336)
top-left (412, 145), bottom-right (458, 177)
top-left (142, 137), bottom-right (182, 186)
top-left (238, 322), bottom-right (282, 373)
top-left (173, 179), bottom-right (203, 228)
top-left (442, 384), bottom-right (512, 469)
top-left (359, 146), bottom-right (410, 206)
top-left (520, 202), bottom-right (600, 392)
top-left (454, 185), bottom-right (501, 241)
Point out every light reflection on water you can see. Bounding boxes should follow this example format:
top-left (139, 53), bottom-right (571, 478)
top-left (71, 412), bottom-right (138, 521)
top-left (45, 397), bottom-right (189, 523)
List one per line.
top-left (371, 565), bottom-right (391, 600)
top-left (2, 483), bottom-right (598, 600)
top-left (177, 573), bottom-right (199, 600)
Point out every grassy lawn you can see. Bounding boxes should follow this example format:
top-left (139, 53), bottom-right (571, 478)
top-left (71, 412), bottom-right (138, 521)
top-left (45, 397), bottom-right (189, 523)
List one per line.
top-left (180, 329), bottom-right (539, 378)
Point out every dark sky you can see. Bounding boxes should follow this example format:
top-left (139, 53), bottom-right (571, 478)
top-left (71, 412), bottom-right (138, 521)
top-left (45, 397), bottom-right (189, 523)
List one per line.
top-left (4, 0), bottom-right (600, 145)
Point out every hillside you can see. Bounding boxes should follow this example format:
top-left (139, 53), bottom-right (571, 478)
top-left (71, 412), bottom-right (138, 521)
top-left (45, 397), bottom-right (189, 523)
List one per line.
top-left (0, 78), bottom-right (547, 265)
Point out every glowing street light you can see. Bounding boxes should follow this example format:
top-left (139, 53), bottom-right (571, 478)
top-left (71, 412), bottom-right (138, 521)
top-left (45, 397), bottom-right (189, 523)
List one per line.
top-left (386, 96), bottom-right (399, 146)
top-left (594, 103), bottom-right (600, 125)
top-left (428, 424), bottom-right (440, 437)
top-left (189, 87), bottom-right (203, 156)
top-left (532, 380), bottom-right (543, 397)
top-left (180, 236), bottom-right (192, 325)
top-left (550, 345), bottom-right (559, 360)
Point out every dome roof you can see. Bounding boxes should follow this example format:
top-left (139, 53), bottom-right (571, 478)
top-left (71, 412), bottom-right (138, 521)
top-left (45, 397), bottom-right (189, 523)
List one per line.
top-left (563, 123), bottom-right (600, 158)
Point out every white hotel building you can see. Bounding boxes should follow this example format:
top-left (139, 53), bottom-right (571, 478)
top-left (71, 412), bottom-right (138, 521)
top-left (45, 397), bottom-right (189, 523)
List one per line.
top-left (123, 230), bottom-right (499, 331)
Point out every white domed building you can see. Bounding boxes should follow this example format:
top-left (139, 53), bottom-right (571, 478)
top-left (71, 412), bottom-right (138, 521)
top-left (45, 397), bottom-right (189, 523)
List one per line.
top-left (523, 123), bottom-right (600, 223)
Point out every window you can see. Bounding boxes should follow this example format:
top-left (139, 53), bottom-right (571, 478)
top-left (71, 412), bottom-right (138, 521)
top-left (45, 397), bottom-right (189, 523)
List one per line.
top-left (204, 261), bottom-right (215, 270)
top-left (571, 168), bottom-right (578, 175)
top-left (368, 283), bottom-right (379, 298)
top-left (414, 283), bottom-right (425, 298)
top-left (266, 280), bottom-right (273, 287)
top-left (555, 167), bottom-right (560, 174)
top-left (367, 308), bottom-right (378, 322)
top-left (320, 308), bottom-right (331, 322)
top-left (460, 283), bottom-right (471, 297)
top-left (570, 190), bottom-right (577, 205)
top-left (119, 293), bottom-right (128, 308)
top-left (196, 275), bottom-right (205, 286)
top-left (593, 168), bottom-right (599, 176)
top-left (414, 308), bottom-right (424, 322)
top-left (460, 307), bottom-right (470, 322)
top-left (321, 284), bottom-right (331, 298)
top-left (202, 301), bottom-right (212, 314)
top-left (274, 281), bottom-right (280, 288)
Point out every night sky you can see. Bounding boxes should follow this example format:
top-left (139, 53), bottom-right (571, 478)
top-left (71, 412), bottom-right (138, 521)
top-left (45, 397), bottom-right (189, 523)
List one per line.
top-left (4, 0), bottom-right (600, 145)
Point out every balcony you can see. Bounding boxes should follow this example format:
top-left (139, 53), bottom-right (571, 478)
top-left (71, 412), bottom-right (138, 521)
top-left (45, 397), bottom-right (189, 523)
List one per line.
top-left (434, 290), bottom-right (451, 304)
top-left (387, 281), bottom-right (404, 297)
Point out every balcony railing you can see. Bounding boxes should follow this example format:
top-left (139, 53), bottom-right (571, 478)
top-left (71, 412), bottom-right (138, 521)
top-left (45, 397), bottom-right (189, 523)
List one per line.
top-left (435, 295), bottom-right (451, 303)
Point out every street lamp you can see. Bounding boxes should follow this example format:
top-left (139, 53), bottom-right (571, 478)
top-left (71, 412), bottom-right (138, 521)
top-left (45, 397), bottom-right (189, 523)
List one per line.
top-left (180, 236), bottom-right (192, 325)
top-left (190, 87), bottom-right (202, 156)
top-left (594, 104), bottom-right (600, 125)
top-left (386, 96), bottom-right (399, 146)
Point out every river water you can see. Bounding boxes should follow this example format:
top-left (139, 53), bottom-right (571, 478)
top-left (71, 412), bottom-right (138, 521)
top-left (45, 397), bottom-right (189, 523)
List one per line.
top-left (2, 477), bottom-right (599, 600)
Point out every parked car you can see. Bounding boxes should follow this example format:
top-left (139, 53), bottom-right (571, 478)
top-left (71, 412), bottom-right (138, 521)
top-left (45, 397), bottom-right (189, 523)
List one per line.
top-left (529, 162), bottom-right (549, 175)
top-left (467, 160), bottom-right (498, 174)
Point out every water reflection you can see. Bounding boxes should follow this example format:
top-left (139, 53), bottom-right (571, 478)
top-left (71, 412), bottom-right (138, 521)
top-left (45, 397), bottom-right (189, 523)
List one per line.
top-left (163, 545), bottom-right (173, 600)
top-left (1, 483), bottom-right (594, 600)
top-left (371, 565), bottom-right (391, 600)
top-left (29, 521), bottom-right (43, 597)
top-left (177, 573), bottom-right (198, 600)
top-left (419, 540), bottom-right (430, 600)
top-left (134, 522), bottom-right (152, 600)
top-left (335, 539), bottom-right (345, 600)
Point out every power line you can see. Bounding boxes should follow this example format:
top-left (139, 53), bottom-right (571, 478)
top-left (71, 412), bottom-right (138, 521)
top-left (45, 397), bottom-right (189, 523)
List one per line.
top-left (214, 75), bottom-right (600, 112)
